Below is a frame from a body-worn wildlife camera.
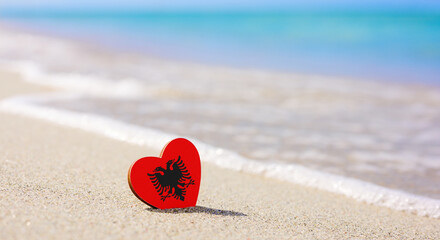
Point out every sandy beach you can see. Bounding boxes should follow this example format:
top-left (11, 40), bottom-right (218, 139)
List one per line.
top-left (1, 70), bottom-right (440, 239)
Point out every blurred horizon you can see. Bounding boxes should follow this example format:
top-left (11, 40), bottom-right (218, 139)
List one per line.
top-left (1, 0), bottom-right (440, 11)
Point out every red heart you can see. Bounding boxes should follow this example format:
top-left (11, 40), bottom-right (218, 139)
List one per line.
top-left (128, 138), bottom-right (201, 209)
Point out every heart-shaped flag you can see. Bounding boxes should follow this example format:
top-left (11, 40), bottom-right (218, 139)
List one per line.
top-left (128, 138), bottom-right (201, 209)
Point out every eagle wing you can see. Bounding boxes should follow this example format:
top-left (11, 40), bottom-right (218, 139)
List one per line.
top-left (148, 173), bottom-right (167, 196)
top-left (171, 156), bottom-right (191, 183)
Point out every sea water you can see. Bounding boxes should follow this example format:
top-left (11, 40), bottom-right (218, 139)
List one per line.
top-left (1, 9), bottom-right (440, 84)
top-left (0, 9), bottom-right (440, 216)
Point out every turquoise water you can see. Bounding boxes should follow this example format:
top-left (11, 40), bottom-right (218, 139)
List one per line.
top-left (1, 9), bottom-right (440, 84)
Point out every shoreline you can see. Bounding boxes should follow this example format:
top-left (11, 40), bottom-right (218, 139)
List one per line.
top-left (1, 71), bottom-right (440, 239)
top-left (2, 90), bottom-right (440, 219)
top-left (1, 24), bottom-right (440, 218)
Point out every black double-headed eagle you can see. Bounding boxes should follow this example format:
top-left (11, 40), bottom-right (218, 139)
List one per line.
top-left (148, 156), bottom-right (194, 201)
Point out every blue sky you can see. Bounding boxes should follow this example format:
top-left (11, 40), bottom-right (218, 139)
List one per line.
top-left (1, 0), bottom-right (439, 10)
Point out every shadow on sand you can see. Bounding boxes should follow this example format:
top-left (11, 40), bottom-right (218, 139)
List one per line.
top-left (147, 206), bottom-right (247, 217)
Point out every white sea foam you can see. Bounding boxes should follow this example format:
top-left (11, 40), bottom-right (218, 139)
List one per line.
top-left (0, 60), bottom-right (148, 98)
top-left (1, 93), bottom-right (440, 219)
